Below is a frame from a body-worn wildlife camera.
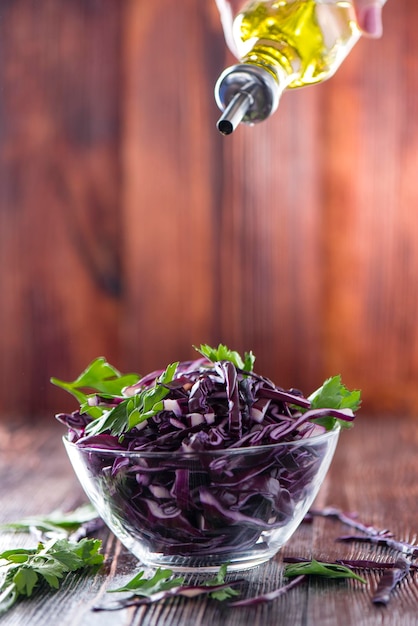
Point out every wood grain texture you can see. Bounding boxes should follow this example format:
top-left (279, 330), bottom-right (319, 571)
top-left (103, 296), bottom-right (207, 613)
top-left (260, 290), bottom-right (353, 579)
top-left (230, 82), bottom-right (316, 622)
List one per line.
top-left (0, 0), bottom-right (123, 416)
top-left (0, 417), bottom-right (417, 625)
top-left (0, 0), bottom-right (417, 417)
top-left (321, 0), bottom-right (418, 413)
top-left (120, 0), bottom-right (226, 373)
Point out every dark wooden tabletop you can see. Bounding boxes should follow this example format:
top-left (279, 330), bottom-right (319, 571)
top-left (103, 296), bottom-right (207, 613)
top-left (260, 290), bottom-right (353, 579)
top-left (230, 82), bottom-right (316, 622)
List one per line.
top-left (0, 416), bottom-right (417, 625)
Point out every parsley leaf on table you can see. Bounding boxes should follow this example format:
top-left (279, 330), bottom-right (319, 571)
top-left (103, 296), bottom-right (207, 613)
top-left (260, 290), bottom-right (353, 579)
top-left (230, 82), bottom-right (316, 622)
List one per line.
top-left (284, 559), bottom-right (367, 584)
top-left (108, 567), bottom-right (185, 596)
top-left (93, 565), bottom-right (243, 611)
top-left (0, 503), bottom-right (100, 539)
top-left (229, 560), bottom-right (366, 608)
top-left (205, 563), bottom-right (241, 601)
top-left (0, 537), bottom-right (104, 615)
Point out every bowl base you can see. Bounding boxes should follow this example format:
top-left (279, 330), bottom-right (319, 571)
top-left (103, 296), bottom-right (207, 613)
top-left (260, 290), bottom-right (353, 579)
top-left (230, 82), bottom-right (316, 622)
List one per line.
top-left (127, 542), bottom-right (278, 573)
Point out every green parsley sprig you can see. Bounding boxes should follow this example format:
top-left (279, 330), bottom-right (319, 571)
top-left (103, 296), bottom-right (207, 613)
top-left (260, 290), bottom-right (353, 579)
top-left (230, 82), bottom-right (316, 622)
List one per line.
top-left (0, 537), bottom-right (104, 614)
top-left (284, 559), bottom-right (367, 583)
top-left (304, 375), bottom-right (361, 429)
top-left (93, 564), bottom-right (242, 611)
top-left (50, 357), bottom-right (140, 411)
top-left (51, 358), bottom-right (179, 438)
top-left (84, 361), bottom-right (179, 437)
top-left (0, 503), bottom-right (100, 539)
top-left (195, 343), bottom-right (255, 372)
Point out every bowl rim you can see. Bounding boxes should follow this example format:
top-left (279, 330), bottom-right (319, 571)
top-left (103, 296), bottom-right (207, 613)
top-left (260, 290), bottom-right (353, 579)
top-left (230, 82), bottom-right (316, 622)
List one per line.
top-left (62, 423), bottom-right (340, 458)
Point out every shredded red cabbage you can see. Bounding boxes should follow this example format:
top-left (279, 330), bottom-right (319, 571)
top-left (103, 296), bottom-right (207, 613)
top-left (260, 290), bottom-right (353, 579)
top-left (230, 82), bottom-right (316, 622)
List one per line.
top-left (57, 358), bottom-right (353, 450)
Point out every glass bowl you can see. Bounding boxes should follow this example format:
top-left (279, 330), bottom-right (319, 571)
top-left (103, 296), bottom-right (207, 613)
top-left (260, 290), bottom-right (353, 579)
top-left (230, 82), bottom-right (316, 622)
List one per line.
top-left (63, 425), bottom-right (339, 572)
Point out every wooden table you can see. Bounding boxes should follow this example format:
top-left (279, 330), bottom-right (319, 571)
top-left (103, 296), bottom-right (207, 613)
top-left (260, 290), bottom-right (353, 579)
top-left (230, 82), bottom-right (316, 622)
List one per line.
top-left (0, 416), bottom-right (417, 625)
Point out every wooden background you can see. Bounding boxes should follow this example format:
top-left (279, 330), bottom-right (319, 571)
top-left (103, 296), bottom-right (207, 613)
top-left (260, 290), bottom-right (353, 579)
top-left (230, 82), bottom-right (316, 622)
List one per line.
top-left (0, 0), bottom-right (416, 418)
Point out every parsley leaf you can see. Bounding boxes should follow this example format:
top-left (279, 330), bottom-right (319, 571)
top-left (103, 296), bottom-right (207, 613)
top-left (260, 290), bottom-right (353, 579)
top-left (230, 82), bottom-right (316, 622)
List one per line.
top-left (50, 357), bottom-right (139, 408)
top-left (307, 375), bottom-right (361, 429)
top-left (108, 567), bottom-right (185, 596)
top-left (308, 375), bottom-right (361, 412)
top-left (0, 503), bottom-right (100, 539)
top-left (0, 538), bottom-right (104, 614)
top-left (94, 565), bottom-right (243, 611)
top-left (205, 563), bottom-right (240, 601)
top-left (284, 559), bottom-right (367, 583)
top-left (84, 361), bottom-right (179, 437)
top-left (196, 344), bottom-right (255, 372)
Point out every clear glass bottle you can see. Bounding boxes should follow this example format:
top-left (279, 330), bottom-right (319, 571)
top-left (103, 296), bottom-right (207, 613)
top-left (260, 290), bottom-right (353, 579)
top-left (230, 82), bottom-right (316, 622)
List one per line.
top-left (214, 0), bottom-right (386, 134)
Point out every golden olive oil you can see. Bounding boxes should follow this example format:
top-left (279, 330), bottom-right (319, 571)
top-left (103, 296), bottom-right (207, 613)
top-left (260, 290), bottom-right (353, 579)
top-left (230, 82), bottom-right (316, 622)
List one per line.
top-left (233, 0), bottom-right (360, 88)
top-left (215, 0), bottom-right (386, 133)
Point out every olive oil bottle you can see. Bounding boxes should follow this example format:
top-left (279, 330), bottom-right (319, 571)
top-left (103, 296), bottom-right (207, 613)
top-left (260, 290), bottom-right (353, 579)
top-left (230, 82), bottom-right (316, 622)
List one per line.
top-left (215, 0), bottom-right (386, 134)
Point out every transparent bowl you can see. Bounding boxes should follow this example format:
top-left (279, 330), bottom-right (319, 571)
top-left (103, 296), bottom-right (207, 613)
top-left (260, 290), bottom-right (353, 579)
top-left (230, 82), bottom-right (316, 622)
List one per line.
top-left (63, 425), bottom-right (339, 572)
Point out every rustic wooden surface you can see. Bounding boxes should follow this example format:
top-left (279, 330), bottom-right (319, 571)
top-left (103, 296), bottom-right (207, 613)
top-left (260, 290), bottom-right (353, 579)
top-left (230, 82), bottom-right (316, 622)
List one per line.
top-left (0, 0), bottom-right (418, 417)
top-left (0, 0), bottom-right (123, 416)
top-left (0, 416), bottom-right (417, 625)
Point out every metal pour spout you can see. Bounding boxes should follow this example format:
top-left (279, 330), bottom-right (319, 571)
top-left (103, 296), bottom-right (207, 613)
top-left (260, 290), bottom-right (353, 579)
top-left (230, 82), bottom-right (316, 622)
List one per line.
top-left (217, 89), bottom-right (254, 135)
top-left (215, 64), bottom-right (280, 135)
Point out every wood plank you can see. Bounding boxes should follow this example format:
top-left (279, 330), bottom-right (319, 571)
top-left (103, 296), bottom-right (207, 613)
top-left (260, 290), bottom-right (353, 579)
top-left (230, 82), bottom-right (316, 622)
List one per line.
top-left (322, 0), bottom-right (418, 413)
top-left (0, 0), bottom-right (122, 416)
top-left (120, 0), bottom-right (226, 373)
